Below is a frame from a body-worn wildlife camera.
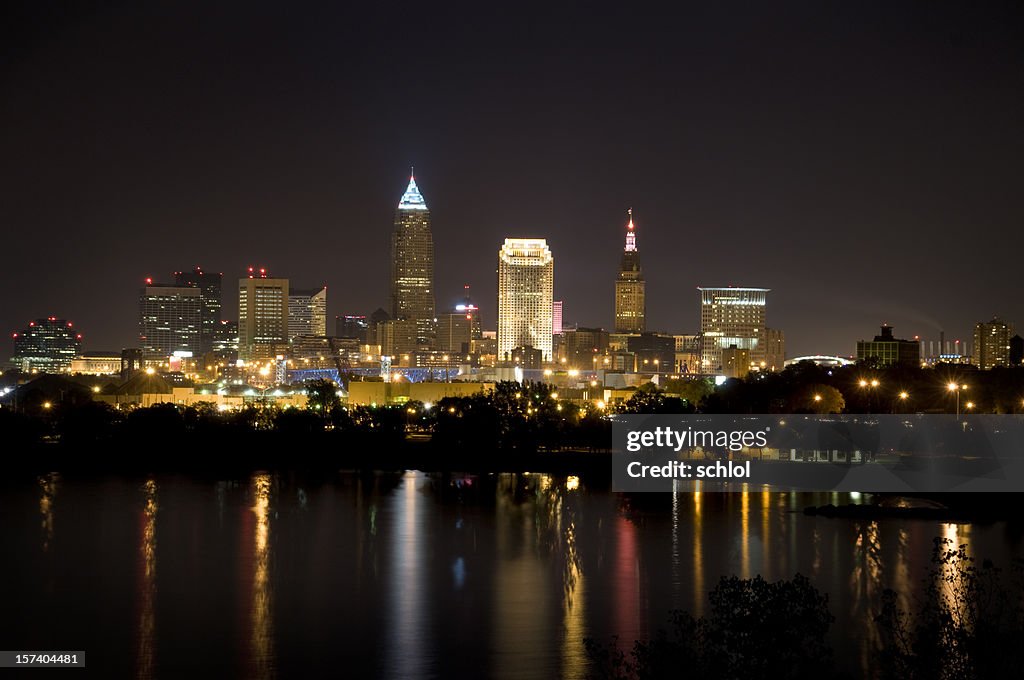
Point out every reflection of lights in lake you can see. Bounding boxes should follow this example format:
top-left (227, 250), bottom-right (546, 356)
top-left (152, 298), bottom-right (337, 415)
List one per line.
top-left (251, 473), bottom-right (274, 679)
top-left (137, 479), bottom-right (158, 679)
top-left (565, 476), bottom-right (580, 492)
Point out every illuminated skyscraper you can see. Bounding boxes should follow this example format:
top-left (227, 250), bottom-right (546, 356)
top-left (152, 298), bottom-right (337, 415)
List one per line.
top-left (390, 170), bottom-right (435, 349)
top-left (288, 286), bottom-right (327, 338)
top-left (698, 287), bottom-right (768, 373)
top-left (11, 317), bottom-right (82, 373)
top-left (238, 267), bottom-right (289, 360)
top-left (614, 209), bottom-right (646, 333)
top-left (139, 280), bottom-right (202, 360)
top-left (497, 238), bottom-right (554, 362)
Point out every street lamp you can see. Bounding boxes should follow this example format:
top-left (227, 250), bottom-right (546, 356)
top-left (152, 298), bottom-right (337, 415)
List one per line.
top-left (858, 377), bottom-right (880, 412)
top-left (947, 382), bottom-right (968, 419)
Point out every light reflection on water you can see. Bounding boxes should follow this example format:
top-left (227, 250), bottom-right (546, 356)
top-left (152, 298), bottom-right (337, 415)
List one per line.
top-left (4, 473), bottom-right (1022, 679)
top-left (136, 479), bottom-right (157, 680)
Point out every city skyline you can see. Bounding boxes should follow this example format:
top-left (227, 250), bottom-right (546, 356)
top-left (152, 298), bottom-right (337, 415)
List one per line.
top-left (3, 4), bottom-right (1023, 357)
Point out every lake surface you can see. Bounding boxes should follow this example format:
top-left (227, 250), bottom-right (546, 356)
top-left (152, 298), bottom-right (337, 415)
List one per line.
top-left (1, 471), bottom-right (1022, 678)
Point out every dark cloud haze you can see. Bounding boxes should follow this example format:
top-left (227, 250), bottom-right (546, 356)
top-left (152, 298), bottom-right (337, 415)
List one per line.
top-left (3, 1), bottom-right (1023, 357)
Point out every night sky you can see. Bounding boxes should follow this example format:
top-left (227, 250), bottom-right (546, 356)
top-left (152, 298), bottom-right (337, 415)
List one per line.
top-left (3, 2), bottom-right (1022, 358)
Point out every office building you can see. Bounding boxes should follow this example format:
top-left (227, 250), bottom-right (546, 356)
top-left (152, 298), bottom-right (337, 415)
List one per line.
top-left (699, 287), bottom-right (768, 374)
top-left (614, 209), bottom-right (646, 333)
top-left (553, 301), bottom-right (563, 335)
top-left (561, 327), bottom-right (609, 369)
top-left (11, 317), bottom-right (82, 373)
top-left (856, 325), bottom-right (920, 367)
top-left (238, 268), bottom-right (289, 360)
top-left (173, 267), bottom-right (222, 354)
top-left (390, 171), bottom-right (435, 348)
top-left (139, 280), bottom-right (202, 360)
top-left (288, 286), bottom-right (327, 339)
top-left (497, 238), bottom-right (554, 362)
top-left (973, 318), bottom-right (1012, 370)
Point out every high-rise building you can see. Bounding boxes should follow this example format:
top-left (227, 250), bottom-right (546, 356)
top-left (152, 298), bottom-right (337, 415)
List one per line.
top-left (173, 267), bottom-right (222, 354)
top-left (239, 267), bottom-right (289, 360)
top-left (973, 318), bottom-right (1012, 370)
top-left (11, 317), bottom-right (82, 373)
top-left (288, 286), bottom-right (327, 339)
top-left (552, 301), bottom-right (563, 335)
top-left (856, 325), bottom-right (919, 368)
top-left (390, 171), bottom-right (435, 349)
top-left (455, 285), bottom-right (483, 340)
top-left (497, 238), bottom-right (554, 362)
top-left (614, 209), bottom-right (646, 333)
top-left (139, 279), bottom-right (202, 360)
top-left (698, 287), bottom-right (768, 374)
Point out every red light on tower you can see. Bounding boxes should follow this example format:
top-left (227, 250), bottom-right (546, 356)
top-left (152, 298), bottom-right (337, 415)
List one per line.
top-left (29, 322), bottom-right (34, 327)
top-left (145, 277), bottom-right (152, 285)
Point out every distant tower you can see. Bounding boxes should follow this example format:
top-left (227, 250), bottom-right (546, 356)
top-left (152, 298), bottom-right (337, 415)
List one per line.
top-left (173, 267), bottom-right (223, 355)
top-left (614, 209), bottom-right (646, 333)
top-left (390, 169), bottom-right (436, 350)
top-left (238, 267), bottom-right (289, 360)
top-left (497, 238), bottom-right (554, 362)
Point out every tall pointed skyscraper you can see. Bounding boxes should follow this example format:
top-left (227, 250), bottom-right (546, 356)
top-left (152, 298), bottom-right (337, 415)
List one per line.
top-left (390, 169), bottom-right (436, 349)
top-left (614, 208), bottom-right (646, 333)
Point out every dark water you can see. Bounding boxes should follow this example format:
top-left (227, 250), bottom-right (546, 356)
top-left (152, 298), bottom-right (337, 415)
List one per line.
top-left (2, 471), bottom-right (1022, 679)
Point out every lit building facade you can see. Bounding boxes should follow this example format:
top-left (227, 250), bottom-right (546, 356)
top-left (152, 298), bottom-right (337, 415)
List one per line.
top-left (11, 317), bottom-right (82, 373)
top-left (973, 318), bottom-right (1012, 370)
top-left (390, 172), bottom-right (435, 349)
top-left (238, 269), bottom-right (289, 360)
top-left (614, 209), bottom-right (646, 333)
top-left (139, 281), bottom-right (202, 360)
top-left (497, 238), bottom-right (554, 362)
top-left (288, 286), bottom-right (327, 339)
top-left (698, 287), bottom-right (768, 374)
top-left (173, 267), bottom-right (222, 354)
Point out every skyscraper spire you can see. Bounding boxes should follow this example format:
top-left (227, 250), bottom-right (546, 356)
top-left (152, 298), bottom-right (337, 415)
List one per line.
top-left (625, 208), bottom-right (637, 252)
top-left (398, 169), bottom-right (427, 211)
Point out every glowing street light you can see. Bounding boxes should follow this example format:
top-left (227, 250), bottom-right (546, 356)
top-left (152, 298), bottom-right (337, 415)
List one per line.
top-left (947, 382), bottom-right (968, 419)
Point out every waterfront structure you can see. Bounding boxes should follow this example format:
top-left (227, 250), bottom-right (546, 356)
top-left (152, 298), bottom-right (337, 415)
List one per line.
top-left (614, 209), bottom-right (646, 333)
top-left (856, 325), bottom-right (920, 367)
top-left (238, 268), bottom-right (289, 361)
top-left (173, 267), bottom-right (222, 354)
top-left (497, 238), bottom-right (554, 362)
top-left (973, 318), bottom-right (1012, 370)
top-left (698, 287), bottom-right (768, 374)
top-left (139, 280), bottom-right (202, 360)
top-left (288, 286), bottom-right (327, 339)
top-left (11, 317), bottom-right (82, 372)
top-left (390, 171), bottom-right (435, 349)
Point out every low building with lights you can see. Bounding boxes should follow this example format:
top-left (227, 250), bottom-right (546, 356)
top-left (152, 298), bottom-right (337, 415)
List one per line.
top-left (856, 325), bottom-right (920, 367)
